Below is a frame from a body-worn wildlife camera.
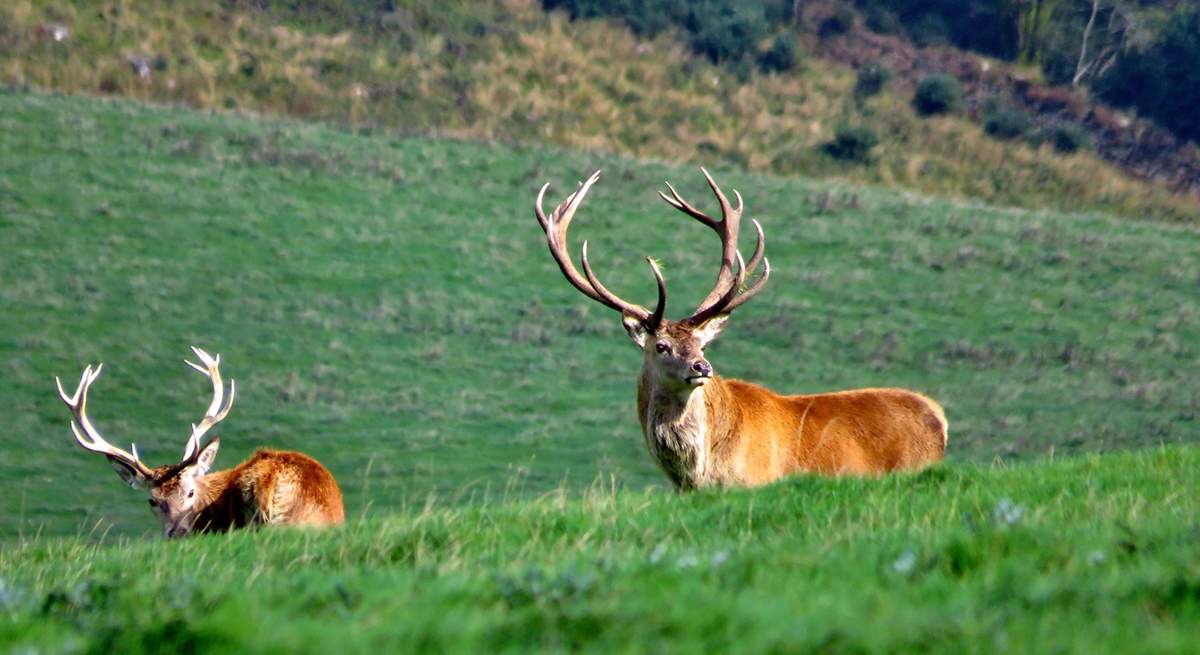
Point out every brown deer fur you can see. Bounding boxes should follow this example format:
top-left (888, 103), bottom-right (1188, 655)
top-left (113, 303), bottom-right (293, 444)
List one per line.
top-left (536, 170), bottom-right (947, 489)
top-left (628, 318), bottom-right (946, 489)
top-left (145, 440), bottom-right (345, 536)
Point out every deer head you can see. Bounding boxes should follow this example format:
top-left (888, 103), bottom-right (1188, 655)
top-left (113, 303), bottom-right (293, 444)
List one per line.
top-left (534, 169), bottom-right (770, 392)
top-left (56, 347), bottom-right (235, 537)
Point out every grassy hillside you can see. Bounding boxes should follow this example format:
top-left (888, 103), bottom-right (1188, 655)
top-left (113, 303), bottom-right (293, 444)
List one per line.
top-left (1, 90), bottom-right (1197, 541)
top-left (1, 446), bottom-right (1197, 653)
top-left (1, 0), bottom-right (1196, 221)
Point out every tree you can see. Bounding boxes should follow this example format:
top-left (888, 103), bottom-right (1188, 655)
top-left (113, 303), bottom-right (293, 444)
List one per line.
top-left (1017, 0), bottom-right (1064, 65)
top-left (1097, 8), bottom-right (1200, 143)
top-left (1072, 0), bottom-right (1134, 86)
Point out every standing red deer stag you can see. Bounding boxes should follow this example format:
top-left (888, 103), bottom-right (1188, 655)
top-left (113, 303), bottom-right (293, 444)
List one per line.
top-left (56, 347), bottom-right (344, 537)
top-left (535, 170), bottom-right (947, 489)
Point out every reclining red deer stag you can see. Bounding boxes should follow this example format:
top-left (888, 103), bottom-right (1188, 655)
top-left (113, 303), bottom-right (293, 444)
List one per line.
top-left (535, 170), bottom-right (947, 489)
top-left (56, 347), bottom-right (344, 537)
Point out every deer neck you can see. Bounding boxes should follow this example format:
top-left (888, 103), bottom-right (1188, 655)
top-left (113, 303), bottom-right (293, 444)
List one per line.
top-left (637, 367), bottom-right (715, 489)
top-left (190, 468), bottom-right (242, 532)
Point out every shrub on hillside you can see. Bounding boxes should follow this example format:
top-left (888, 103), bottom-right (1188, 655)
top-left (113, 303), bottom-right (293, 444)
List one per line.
top-left (913, 73), bottom-right (962, 116)
top-left (984, 107), bottom-right (1031, 140)
top-left (823, 123), bottom-right (879, 163)
top-left (854, 64), bottom-right (892, 101)
top-left (1050, 123), bottom-right (1091, 153)
top-left (758, 34), bottom-right (798, 73)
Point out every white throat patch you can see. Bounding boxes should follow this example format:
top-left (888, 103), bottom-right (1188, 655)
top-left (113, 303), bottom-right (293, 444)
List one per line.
top-left (643, 385), bottom-right (709, 488)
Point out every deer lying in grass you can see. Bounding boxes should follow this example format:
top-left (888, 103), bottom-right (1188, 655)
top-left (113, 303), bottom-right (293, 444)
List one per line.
top-left (56, 347), bottom-right (344, 537)
top-left (535, 170), bottom-right (947, 489)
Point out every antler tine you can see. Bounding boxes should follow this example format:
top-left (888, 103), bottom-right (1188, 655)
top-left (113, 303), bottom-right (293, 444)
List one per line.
top-left (721, 256), bottom-right (771, 315)
top-left (658, 182), bottom-right (718, 228)
top-left (535, 171), bottom-right (654, 323)
top-left (56, 364), bottom-right (154, 478)
top-left (683, 251), bottom-right (744, 327)
top-left (681, 217), bottom-right (771, 326)
top-left (580, 241), bottom-right (665, 330)
top-left (742, 219), bottom-right (766, 280)
top-left (185, 347), bottom-right (224, 415)
top-left (659, 169), bottom-right (748, 321)
top-left (183, 346), bottom-right (236, 461)
top-left (700, 166), bottom-right (743, 225)
top-left (644, 257), bottom-right (668, 330)
top-left (692, 168), bottom-right (745, 314)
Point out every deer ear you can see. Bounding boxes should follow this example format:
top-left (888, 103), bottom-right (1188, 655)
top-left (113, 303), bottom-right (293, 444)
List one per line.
top-left (108, 457), bottom-right (149, 489)
top-left (621, 314), bottom-right (650, 349)
top-left (694, 314), bottom-right (730, 346)
top-left (190, 437), bottom-right (220, 477)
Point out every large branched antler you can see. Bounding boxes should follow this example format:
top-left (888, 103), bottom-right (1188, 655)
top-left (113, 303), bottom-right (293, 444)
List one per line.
top-left (181, 346), bottom-right (235, 462)
top-left (657, 168), bottom-right (770, 326)
top-left (56, 364), bottom-right (155, 481)
top-left (535, 170), bottom-right (667, 330)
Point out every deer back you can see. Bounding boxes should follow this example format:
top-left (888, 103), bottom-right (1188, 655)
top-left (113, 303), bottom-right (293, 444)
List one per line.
top-left (708, 380), bottom-right (947, 483)
top-left (195, 449), bottom-right (345, 531)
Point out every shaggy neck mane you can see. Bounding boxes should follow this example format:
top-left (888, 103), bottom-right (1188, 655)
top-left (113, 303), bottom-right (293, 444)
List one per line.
top-left (637, 368), bottom-right (719, 489)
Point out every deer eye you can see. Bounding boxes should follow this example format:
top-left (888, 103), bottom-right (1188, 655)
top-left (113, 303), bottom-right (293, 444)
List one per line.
top-left (655, 342), bottom-right (670, 354)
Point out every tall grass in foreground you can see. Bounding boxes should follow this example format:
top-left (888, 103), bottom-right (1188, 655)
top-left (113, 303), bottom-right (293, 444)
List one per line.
top-left (1, 447), bottom-right (1197, 653)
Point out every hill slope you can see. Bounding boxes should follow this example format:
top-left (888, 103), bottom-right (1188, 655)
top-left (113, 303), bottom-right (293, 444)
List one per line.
top-left (1, 0), bottom-right (1196, 221)
top-left (2, 91), bottom-right (1198, 539)
top-left (1, 446), bottom-right (1197, 653)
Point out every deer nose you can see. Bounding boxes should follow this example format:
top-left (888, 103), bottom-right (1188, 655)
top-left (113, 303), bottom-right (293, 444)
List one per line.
top-left (691, 360), bottom-right (712, 376)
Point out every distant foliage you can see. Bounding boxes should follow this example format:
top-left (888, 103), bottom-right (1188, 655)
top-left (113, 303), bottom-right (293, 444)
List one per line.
top-left (854, 63), bottom-right (892, 101)
top-left (542, 0), bottom-right (793, 68)
top-left (823, 123), bottom-right (879, 162)
top-left (850, 1), bottom-right (1200, 146)
top-left (913, 74), bottom-right (962, 116)
top-left (863, 4), bottom-right (902, 35)
top-left (853, 0), bottom-right (1019, 59)
top-left (1049, 123), bottom-right (1091, 153)
top-left (1097, 9), bottom-right (1200, 145)
top-left (984, 106), bottom-right (1032, 140)
top-left (908, 13), bottom-right (951, 48)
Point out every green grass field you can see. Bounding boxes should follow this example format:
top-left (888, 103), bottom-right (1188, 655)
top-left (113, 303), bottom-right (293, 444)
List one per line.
top-left (2, 90), bottom-right (1197, 541)
top-left (1, 90), bottom-right (1198, 652)
top-left (1, 447), bottom-right (1196, 652)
